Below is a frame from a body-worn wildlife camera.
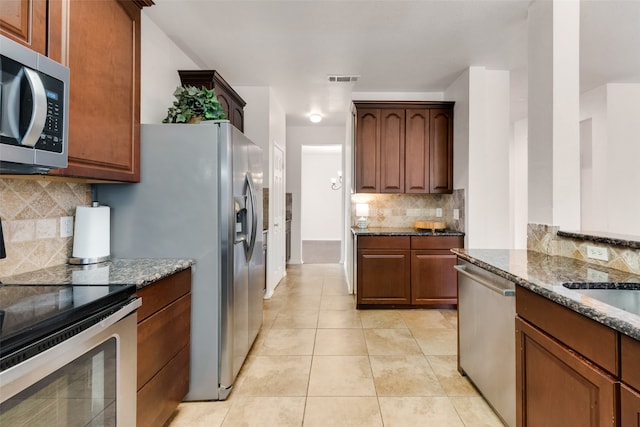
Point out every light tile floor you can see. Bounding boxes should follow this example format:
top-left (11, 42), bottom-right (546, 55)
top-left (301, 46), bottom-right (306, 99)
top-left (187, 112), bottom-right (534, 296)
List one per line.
top-left (169, 263), bottom-right (505, 427)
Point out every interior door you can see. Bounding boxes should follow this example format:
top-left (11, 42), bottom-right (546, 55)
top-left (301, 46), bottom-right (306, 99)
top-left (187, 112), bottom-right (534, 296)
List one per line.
top-left (268, 144), bottom-right (286, 291)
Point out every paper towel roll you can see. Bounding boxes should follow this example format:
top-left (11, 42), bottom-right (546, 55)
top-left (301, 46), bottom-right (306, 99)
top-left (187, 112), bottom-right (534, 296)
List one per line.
top-left (70, 203), bottom-right (111, 264)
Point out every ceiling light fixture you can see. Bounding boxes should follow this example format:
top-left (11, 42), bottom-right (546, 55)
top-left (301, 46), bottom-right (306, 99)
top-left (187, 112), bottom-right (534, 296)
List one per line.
top-left (309, 113), bottom-right (322, 123)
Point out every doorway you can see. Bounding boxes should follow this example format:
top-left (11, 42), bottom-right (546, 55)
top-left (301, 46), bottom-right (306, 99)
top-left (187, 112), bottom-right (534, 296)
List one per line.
top-left (301, 145), bottom-right (343, 263)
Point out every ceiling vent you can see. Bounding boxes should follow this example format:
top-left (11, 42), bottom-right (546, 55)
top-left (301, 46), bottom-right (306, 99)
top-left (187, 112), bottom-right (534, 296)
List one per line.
top-left (328, 75), bottom-right (359, 83)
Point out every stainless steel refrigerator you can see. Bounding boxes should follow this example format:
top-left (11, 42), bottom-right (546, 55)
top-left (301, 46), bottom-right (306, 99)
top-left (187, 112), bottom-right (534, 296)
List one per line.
top-left (96, 121), bottom-right (264, 401)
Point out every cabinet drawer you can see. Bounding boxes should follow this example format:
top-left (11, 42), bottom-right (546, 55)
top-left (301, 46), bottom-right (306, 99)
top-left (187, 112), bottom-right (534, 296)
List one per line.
top-left (137, 268), bottom-right (191, 322)
top-left (411, 236), bottom-right (463, 250)
top-left (357, 236), bottom-right (410, 249)
top-left (622, 334), bottom-right (640, 390)
top-left (516, 287), bottom-right (619, 375)
top-left (137, 345), bottom-right (190, 427)
top-left (137, 292), bottom-right (191, 389)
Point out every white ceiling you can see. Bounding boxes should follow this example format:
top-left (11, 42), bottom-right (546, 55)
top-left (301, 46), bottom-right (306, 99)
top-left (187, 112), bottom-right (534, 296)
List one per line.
top-left (145, 0), bottom-right (640, 127)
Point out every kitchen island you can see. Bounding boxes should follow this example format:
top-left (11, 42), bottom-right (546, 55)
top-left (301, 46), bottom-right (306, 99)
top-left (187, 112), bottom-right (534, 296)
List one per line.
top-left (452, 248), bottom-right (640, 427)
top-left (451, 248), bottom-right (640, 338)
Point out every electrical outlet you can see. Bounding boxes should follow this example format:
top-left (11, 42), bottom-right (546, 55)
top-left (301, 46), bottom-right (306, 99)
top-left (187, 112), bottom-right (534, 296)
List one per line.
top-left (435, 208), bottom-right (443, 218)
top-left (587, 268), bottom-right (609, 282)
top-left (60, 216), bottom-right (74, 238)
top-left (586, 245), bottom-right (608, 262)
top-left (453, 209), bottom-right (459, 220)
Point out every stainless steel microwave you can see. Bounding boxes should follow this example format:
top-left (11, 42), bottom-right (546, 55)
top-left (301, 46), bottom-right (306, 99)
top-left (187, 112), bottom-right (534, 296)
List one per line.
top-left (0, 35), bottom-right (69, 173)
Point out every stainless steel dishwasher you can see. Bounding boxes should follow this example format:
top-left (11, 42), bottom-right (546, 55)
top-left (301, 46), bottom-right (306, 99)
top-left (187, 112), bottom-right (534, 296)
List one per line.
top-left (455, 259), bottom-right (516, 427)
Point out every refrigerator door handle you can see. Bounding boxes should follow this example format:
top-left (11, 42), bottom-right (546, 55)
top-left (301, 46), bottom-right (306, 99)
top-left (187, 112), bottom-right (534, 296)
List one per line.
top-left (245, 172), bottom-right (258, 260)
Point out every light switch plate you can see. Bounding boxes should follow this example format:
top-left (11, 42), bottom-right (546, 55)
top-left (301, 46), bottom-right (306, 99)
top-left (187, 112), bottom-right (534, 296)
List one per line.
top-left (453, 209), bottom-right (459, 220)
top-left (435, 208), bottom-right (443, 218)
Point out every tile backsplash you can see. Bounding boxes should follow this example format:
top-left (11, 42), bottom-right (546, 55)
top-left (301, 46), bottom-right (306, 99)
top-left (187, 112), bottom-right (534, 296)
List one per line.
top-left (528, 223), bottom-right (640, 275)
top-left (0, 177), bottom-right (92, 277)
top-left (351, 189), bottom-right (465, 231)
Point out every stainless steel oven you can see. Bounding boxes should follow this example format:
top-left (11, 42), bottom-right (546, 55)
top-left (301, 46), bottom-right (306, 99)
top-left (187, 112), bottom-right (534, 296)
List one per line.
top-left (0, 284), bottom-right (140, 426)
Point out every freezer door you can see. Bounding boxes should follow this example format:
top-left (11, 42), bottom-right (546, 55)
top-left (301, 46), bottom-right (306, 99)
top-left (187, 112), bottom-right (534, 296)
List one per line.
top-left (247, 139), bottom-right (264, 346)
top-left (219, 125), bottom-right (264, 398)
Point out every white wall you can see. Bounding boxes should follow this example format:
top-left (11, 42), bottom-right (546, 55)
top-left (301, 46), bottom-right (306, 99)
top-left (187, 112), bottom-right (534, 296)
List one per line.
top-left (468, 68), bottom-right (512, 248)
top-left (301, 146), bottom-right (342, 240)
top-left (510, 119), bottom-right (528, 249)
top-left (286, 126), bottom-right (346, 264)
top-left (605, 84), bottom-right (640, 235)
top-left (445, 70), bottom-right (470, 246)
top-left (445, 68), bottom-right (511, 249)
top-left (140, 13), bottom-right (199, 123)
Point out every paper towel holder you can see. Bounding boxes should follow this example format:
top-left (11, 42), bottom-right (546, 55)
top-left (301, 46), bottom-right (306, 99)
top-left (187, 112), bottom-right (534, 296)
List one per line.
top-left (69, 201), bottom-right (111, 265)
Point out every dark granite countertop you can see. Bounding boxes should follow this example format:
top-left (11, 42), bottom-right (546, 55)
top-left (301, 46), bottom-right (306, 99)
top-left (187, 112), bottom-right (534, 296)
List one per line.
top-left (451, 248), bottom-right (640, 341)
top-left (558, 229), bottom-right (640, 249)
top-left (0, 259), bottom-right (194, 290)
top-left (352, 227), bottom-right (465, 237)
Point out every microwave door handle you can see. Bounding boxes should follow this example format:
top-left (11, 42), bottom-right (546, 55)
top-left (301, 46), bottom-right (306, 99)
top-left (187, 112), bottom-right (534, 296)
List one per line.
top-left (20, 68), bottom-right (47, 147)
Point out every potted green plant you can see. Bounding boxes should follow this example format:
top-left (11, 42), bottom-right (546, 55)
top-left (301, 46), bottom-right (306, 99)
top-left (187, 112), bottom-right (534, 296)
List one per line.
top-left (162, 85), bottom-right (227, 123)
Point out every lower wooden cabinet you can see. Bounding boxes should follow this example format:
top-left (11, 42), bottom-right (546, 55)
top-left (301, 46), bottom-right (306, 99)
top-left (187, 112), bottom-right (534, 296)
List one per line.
top-left (136, 268), bottom-right (191, 427)
top-left (515, 317), bottom-right (616, 427)
top-left (411, 236), bottom-right (463, 306)
top-left (621, 384), bottom-right (640, 427)
top-left (357, 236), bottom-right (411, 305)
top-left (356, 235), bottom-right (463, 308)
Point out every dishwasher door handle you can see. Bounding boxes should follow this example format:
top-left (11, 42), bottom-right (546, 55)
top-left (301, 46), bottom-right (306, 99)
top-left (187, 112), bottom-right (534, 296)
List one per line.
top-left (454, 265), bottom-right (515, 297)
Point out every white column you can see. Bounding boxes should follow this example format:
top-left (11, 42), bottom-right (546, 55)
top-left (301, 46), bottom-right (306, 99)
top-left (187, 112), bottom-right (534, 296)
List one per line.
top-left (527, 0), bottom-right (581, 230)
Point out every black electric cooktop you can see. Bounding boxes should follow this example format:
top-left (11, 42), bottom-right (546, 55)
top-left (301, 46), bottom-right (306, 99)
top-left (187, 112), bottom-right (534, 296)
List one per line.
top-left (0, 282), bottom-right (136, 368)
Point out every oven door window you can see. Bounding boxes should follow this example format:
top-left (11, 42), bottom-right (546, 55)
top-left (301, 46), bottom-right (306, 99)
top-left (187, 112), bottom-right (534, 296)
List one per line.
top-left (0, 337), bottom-right (117, 426)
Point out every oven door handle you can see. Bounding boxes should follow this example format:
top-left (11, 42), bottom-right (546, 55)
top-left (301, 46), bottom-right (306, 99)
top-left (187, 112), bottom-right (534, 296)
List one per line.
top-left (0, 297), bottom-right (141, 403)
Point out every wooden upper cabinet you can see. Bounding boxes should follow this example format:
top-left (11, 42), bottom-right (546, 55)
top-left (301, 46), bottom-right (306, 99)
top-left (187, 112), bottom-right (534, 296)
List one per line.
top-left (0, 0), bottom-right (47, 55)
top-left (48, 0), bottom-right (150, 182)
top-left (379, 109), bottom-right (405, 193)
top-left (430, 108), bottom-right (454, 193)
top-left (354, 101), bottom-right (454, 194)
top-left (355, 109), bottom-right (380, 192)
top-left (178, 70), bottom-right (247, 132)
top-left (405, 109), bottom-right (430, 193)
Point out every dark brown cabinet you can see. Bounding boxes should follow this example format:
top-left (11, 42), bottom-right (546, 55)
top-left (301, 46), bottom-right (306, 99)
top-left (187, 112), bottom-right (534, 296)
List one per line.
top-left (515, 317), bottom-right (617, 427)
top-left (0, 0), bottom-right (47, 55)
top-left (354, 101), bottom-right (454, 194)
top-left (515, 287), bottom-right (619, 427)
top-left (429, 108), bottom-right (454, 193)
top-left (621, 384), bottom-right (640, 427)
top-left (411, 236), bottom-right (463, 305)
top-left (357, 236), bottom-right (411, 306)
top-left (178, 70), bottom-right (247, 132)
top-left (356, 235), bottom-right (462, 308)
top-left (137, 268), bottom-right (191, 427)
